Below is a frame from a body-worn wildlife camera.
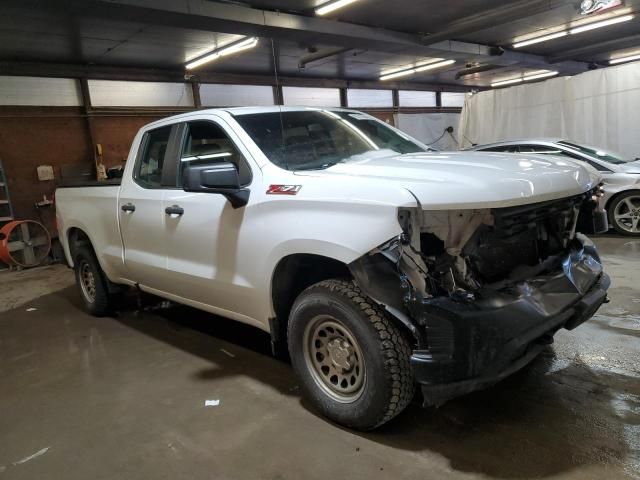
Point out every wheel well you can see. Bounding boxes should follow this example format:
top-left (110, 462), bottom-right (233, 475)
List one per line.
top-left (270, 254), bottom-right (351, 353)
top-left (67, 227), bottom-right (123, 294)
top-left (605, 189), bottom-right (640, 212)
top-left (67, 227), bottom-right (94, 260)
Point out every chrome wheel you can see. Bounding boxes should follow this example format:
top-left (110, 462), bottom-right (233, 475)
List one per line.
top-left (613, 195), bottom-right (640, 233)
top-left (79, 262), bottom-right (96, 303)
top-left (303, 316), bottom-right (366, 403)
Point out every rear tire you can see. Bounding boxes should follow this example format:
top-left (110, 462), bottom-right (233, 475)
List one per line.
top-left (288, 279), bottom-right (415, 430)
top-left (74, 247), bottom-right (118, 316)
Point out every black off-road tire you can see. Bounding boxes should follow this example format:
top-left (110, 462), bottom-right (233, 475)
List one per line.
top-left (288, 279), bottom-right (415, 430)
top-left (74, 246), bottom-right (118, 316)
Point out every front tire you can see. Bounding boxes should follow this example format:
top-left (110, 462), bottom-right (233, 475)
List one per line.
top-left (74, 247), bottom-right (117, 316)
top-left (288, 279), bottom-right (415, 430)
top-left (608, 191), bottom-right (640, 236)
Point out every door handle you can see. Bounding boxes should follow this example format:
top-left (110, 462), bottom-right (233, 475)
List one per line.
top-left (121, 203), bottom-right (136, 213)
top-left (165, 205), bottom-right (184, 216)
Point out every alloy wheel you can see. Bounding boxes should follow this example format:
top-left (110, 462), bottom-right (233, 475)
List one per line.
top-left (613, 195), bottom-right (640, 233)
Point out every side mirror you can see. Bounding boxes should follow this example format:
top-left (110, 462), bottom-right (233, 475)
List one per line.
top-left (182, 161), bottom-right (250, 208)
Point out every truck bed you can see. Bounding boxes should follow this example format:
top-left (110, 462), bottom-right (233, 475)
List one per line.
top-left (57, 179), bottom-right (122, 188)
top-left (55, 183), bottom-right (124, 281)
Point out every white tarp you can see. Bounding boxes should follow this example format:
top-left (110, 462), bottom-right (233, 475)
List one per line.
top-left (458, 62), bottom-right (640, 159)
top-left (395, 113), bottom-right (461, 151)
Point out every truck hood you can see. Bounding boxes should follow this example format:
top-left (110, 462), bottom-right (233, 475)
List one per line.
top-left (295, 151), bottom-right (600, 209)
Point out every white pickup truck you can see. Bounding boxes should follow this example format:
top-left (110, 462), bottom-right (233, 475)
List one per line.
top-left (57, 106), bottom-right (610, 430)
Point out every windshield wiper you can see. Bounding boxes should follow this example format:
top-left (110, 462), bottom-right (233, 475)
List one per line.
top-left (294, 162), bottom-right (340, 171)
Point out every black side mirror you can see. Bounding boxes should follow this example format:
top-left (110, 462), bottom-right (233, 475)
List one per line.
top-left (182, 161), bottom-right (250, 208)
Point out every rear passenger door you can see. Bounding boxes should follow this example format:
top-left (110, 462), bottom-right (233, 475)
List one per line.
top-left (119, 124), bottom-right (179, 291)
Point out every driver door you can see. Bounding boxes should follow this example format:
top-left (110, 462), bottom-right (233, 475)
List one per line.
top-left (161, 115), bottom-right (262, 318)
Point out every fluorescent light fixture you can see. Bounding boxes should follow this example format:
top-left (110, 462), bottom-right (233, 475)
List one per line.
top-left (316, 0), bottom-right (360, 15)
top-left (512, 11), bottom-right (634, 49)
top-left (523, 70), bottom-right (559, 81)
top-left (569, 14), bottom-right (633, 33)
top-left (185, 37), bottom-right (258, 70)
top-left (380, 59), bottom-right (454, 81)
top-left (380, 69), bottom-right (416, 81)
top-left (415, 59), bottom-right (456, 72)
top-left (218, 37), bottom-right (258, 56)
top-left (491, 78), bottom-right (524, 87)
top-left (181, 152), bottom-right (233, 162)
top-left (609, 53), bottom-right (640, 64)
top-left (380, 58), bottom-right (443, 77)
top-left (513, 31), bottom-right (567, 48)
top-left (492, 70), bottom-right (559, 87)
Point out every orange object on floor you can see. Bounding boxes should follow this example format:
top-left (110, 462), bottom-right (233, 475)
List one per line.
top-left (0, 220), bottom-right (51, 268)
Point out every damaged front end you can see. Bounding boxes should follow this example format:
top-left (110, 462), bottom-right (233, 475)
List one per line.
top-left (349, 189), bottom-right (610, 407)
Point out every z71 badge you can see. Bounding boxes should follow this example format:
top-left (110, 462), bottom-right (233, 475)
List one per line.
top-left (266, 185), bottom-right (302, 195)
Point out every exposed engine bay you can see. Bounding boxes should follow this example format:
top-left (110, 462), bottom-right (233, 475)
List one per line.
top-left (349, 186), bottom-right (607, 347)
top-left (396, 192), bottom-right (594, 298)
top-left (351, 188), bottom-right (607, 310)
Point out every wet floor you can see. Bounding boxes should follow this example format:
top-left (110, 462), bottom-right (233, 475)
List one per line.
top-left (0, 236), bottom-right (638, 479)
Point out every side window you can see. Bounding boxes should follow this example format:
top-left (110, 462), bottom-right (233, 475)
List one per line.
top-left (483, 146), bottom-right (519, 153)
top-left (180, 121), bottom-right (252, 186)
top-left (519, 145), bottom-right (563, 154)
top-left (135, 125), bottom-right (172, 188)
top-left (521, 145), bottom-right (610, 171)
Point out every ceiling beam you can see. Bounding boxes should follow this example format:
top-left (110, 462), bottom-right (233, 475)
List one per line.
top-left (298, 47), bottom-right (352, 69)
top-left (0, 61), bottom-right (476, 92)
top-left (15, 0), bottom-right (460, 57)
top-left (12, 0), bottom-right (587, 73)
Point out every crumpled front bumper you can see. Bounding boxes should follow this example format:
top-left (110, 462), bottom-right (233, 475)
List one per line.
top-left (409, 234), bottom-right (609, 406)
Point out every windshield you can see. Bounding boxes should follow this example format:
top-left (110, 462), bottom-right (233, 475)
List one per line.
top-left (557, 140), bottom-right (633, 164)
top-left (233, 109), bottom-right (430, 171)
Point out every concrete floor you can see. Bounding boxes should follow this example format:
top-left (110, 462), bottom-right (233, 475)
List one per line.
top-left (0, 236), bottom-right (638, 480)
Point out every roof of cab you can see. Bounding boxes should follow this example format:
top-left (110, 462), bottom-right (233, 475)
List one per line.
top-left (142, 106), bottom-right (362, 129)
top-left (222, 106), bottom-right (359, 115)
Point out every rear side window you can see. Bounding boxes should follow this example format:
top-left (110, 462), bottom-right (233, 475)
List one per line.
top-left (180, 120), bottom-right (252, 186)
top-left (135, 126), bottom-right (172, 188)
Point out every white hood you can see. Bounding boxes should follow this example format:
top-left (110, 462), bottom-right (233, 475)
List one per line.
top-left (298, 151), bottom-right (600, 210)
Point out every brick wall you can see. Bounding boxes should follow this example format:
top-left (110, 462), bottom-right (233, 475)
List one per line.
top-left (0, 107), bottom-right (168, 235)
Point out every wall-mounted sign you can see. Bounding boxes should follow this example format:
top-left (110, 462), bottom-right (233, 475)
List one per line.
top-left (36, 165), bottom-right (54, 181)
top-left (579, 0), bottom-right (623, 15)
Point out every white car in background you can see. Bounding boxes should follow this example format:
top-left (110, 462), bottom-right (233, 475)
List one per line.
top-left (472, 139), bottom-right (640, 235)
